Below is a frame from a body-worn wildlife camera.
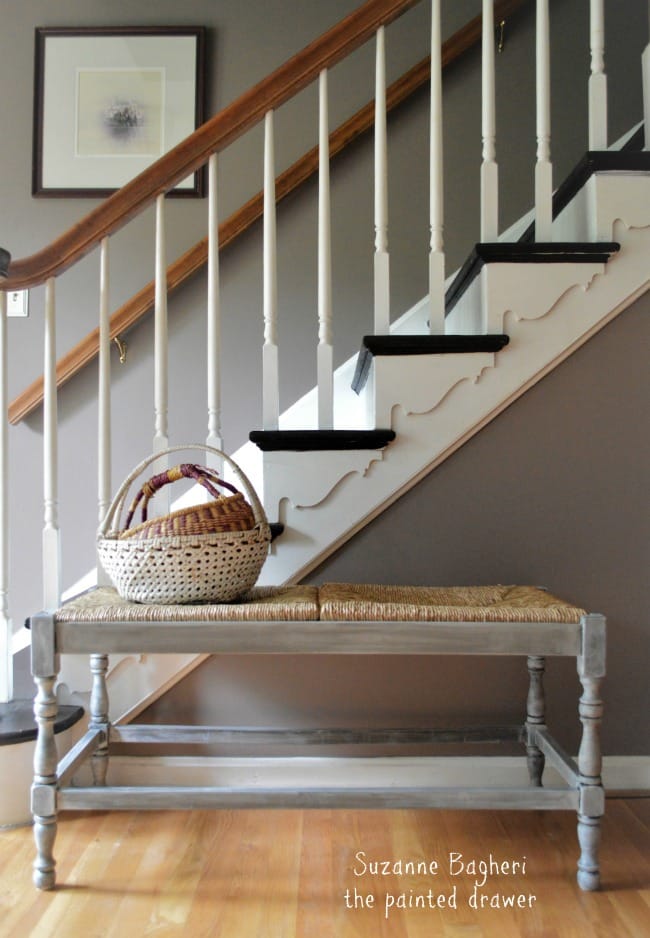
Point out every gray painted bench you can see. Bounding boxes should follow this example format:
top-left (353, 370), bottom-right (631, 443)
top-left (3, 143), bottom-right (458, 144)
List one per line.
top-left (29, 583), bottom-right (606, 891)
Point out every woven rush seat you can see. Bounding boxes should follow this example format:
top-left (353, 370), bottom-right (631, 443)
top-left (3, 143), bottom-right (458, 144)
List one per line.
top-left (318, 583), bottom-right (586, 623)
top-left (54, 582), bottom-right (585, 624)
top-left (54, 584), bottom-right (320, 622)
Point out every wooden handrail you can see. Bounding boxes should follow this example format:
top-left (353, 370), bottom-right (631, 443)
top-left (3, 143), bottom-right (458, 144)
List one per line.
top-left (6, 0), bottom-right (526, 423)
top-left (3, 0), bottom-right (421, 291)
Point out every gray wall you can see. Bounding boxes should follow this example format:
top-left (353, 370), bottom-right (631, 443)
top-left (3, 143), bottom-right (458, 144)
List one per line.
top-left (308, 298), bottom-right (650, 757)
top-left (3, 1), bottom-right (648, 754)
top-left (141, 297), bottom-right (650, 757)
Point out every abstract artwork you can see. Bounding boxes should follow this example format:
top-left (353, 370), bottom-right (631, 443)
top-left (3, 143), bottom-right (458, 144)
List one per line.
top-left (33, 28), bottom-right (205, 197)
top-left (76, 68), bottom-right (164, 158)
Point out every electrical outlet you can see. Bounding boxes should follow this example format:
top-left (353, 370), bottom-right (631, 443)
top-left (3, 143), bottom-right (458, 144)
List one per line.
top-left (7, 290), bottom-right (28, 317)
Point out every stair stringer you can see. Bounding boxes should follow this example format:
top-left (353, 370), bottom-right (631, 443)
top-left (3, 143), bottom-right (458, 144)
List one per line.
top-left (53, 176), bottom-right (650, 725)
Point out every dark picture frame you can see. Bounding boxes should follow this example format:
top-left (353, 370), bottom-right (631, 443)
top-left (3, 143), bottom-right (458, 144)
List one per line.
top-left (33, 26), bottom-right (206, 198)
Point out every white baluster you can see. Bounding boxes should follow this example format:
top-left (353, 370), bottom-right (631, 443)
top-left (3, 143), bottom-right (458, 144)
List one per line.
top-left (43, 279), bottom-right (61, 611)
top-left (481, 0), bottom-right (499, 240)
top-left (207, 154), bottom-right (224, 465)
top-left (97, 238), bottom-right (111, 584)
top-left (374, 26), bottom-right (390, 336)
top-left (589, 0), bottom-right (607, 150)
top-left (642, 5), bottom-right (650, 149)
top-left (0, 289), bottom-right (11, 702)
top-left (263, 112), bottom-right (280, 432)
top-left (535, 0), bottom-right (553, 241)
top-left (429, 0), bottom-right (446, 334)
top-left (318, 69), bottom-right (334, 428)
top-left (154, 194), bottom-right (169, 459)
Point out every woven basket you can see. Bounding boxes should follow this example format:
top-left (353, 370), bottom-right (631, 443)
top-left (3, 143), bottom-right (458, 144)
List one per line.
top-left (97, 444), bottom-right (271, 604)
top-left (120, 463), bottom-right (255, 540)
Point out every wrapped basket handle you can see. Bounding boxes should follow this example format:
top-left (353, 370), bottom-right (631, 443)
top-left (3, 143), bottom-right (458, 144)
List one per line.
top-left (124, 464), bottom-right (239, 530)
top-left (99, 444), bottom-right (268, 538)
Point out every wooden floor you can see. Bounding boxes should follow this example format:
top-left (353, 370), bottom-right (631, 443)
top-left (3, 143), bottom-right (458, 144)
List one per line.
top-left (0, 799), bottom-right (648, 937)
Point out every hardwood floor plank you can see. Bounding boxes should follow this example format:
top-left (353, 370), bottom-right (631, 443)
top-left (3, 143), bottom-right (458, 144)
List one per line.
top-left (294, 809), bottom-right (334, 936)
top-left (0, 803), bottom-right (648, 937)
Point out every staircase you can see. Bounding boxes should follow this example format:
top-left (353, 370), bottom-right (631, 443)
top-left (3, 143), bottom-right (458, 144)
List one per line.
top-left (235, 172), bottom-right (644, 590)
top-left (50, 139), bottom-right (650, 730)
top-left (1, 0), bottom-right (650, 817)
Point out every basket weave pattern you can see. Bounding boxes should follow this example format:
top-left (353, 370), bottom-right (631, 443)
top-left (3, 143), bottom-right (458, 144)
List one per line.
top-left (98, 446), bottom-right (270, 604)
top-left (98, 529), bottom-right (270, 604)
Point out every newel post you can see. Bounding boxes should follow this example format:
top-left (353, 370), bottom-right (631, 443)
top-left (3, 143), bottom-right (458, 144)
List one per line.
top-left (0, 248), bottom-right (11, 703)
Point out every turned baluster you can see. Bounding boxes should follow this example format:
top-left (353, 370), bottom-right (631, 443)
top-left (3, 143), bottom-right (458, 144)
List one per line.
top-left (428, 0), bottom-right (445, 334)
top-left (0, 277), bottom-right (10, 703)
top-left (535, 0), bottom-right (553, 241)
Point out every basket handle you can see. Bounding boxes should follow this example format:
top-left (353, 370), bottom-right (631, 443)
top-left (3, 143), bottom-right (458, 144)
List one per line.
top-left (99, 444), bottom-right (268, 537)
top-left (124, 463), bottom-right (240, 530)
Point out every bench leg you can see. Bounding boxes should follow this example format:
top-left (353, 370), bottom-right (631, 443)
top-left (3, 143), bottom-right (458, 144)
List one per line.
top-left (526, 655), bottom-right (545, 786)
top-left (90, 654), bottom-right (110, 786)
top-left (576, 614), bottom-right (606, 891)
top-left (30, 612), bottom-right (60, 891)
top-left (577, 673), bottom-right (605, 890)
top-left (577, 814), bottom-right (602, 892)
top-left (32, 674), bottom-right (58, 891)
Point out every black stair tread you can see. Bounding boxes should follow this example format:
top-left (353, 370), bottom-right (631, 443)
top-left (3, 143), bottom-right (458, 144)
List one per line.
top-left (445, 240), bottom-right (620, 316)
top-left (473, 241), bottom-right (620, 262)
top-left (352, 334), bottom-right (509, 394)
top-left (249, 429), bottom-right (396, 452)
top-left (519, 148), bottom-right (650, 244)
top-left (446, 144), bottom-right (649, 314)
top-left (0, 700), bottom-right (84, 747)
top-left (269, 522), bottom-right (284, 540)
top-left (361, 334), bottom-right (510, 355)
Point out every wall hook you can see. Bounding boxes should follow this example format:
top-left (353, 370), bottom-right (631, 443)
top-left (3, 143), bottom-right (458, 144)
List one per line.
top-left (113, 336), bottom-right (127, 364)
top-left (497, 19), bottom-right (506, 53)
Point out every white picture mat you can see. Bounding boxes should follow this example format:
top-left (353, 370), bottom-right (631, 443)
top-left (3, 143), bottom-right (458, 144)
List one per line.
top-left (41, 34), bottom-right (198, 190)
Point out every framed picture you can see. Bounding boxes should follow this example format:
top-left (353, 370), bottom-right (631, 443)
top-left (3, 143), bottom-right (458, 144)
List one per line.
top-left (33, 27), bottom-right (206, 198)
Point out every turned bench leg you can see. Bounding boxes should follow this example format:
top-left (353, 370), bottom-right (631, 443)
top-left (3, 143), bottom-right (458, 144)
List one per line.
top-left (576, 614), bottom-right (606, 891)
top-left (526, 655), bottom-right (546, 787)
top-left (32, 674), bottom-right (58, 890)
top-left (30, 613), bottom-right (59, 891)
top-left (90, 654), bottom-right (110, 786)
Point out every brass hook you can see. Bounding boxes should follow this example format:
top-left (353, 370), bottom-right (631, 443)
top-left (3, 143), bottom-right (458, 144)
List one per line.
top-left (497, 19), bottom-right (506, 53)
top-left (113, 336), bottom-right (127, 364)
